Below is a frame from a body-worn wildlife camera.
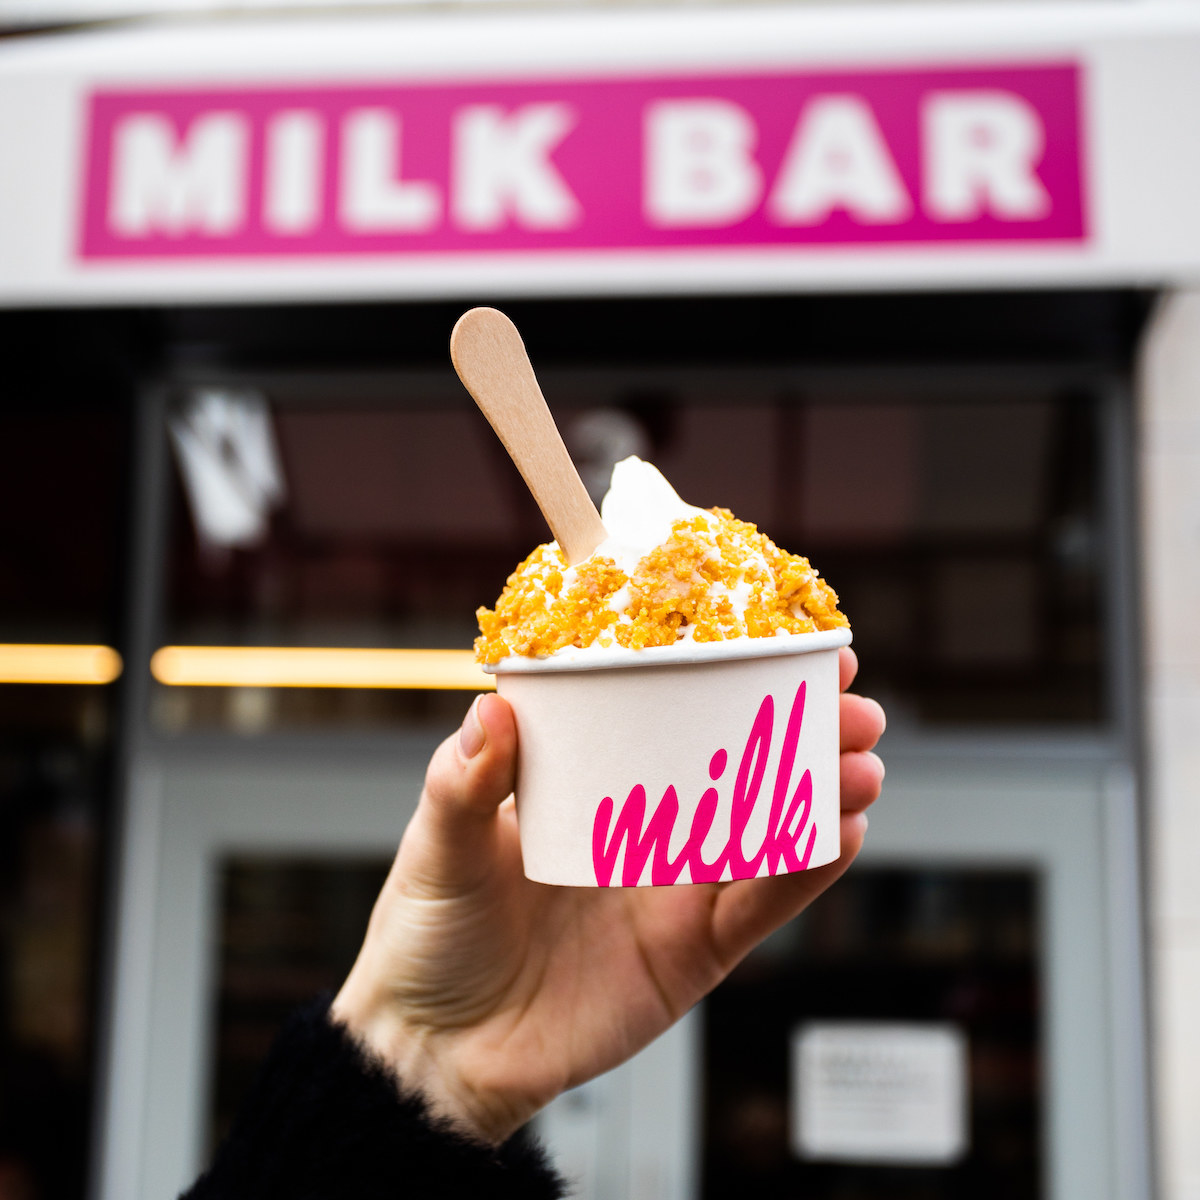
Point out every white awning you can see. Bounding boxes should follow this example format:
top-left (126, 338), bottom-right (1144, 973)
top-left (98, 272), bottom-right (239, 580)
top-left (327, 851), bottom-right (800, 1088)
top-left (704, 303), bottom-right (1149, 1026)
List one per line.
top-left (2, 1), bottom-right (1199, 304)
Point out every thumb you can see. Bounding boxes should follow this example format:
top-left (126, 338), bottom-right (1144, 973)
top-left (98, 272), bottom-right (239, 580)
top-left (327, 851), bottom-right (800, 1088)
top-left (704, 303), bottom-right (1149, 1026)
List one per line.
top-left (399, 693), bottom-right (520, 893)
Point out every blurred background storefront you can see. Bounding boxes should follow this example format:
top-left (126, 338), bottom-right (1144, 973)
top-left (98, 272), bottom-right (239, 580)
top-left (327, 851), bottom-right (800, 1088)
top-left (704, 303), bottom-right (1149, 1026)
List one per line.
top-left (1, 4), bottom-right (1198, 1200)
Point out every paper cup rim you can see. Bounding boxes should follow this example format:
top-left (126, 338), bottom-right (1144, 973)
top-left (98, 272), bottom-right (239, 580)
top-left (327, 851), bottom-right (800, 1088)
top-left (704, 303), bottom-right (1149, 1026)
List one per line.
top-left (483, 626), bottom-right (852, 675)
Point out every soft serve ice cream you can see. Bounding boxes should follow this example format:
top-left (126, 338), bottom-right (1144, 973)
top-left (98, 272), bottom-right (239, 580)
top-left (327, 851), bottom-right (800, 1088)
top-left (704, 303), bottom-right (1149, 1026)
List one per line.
top-left (475, 457), bottom-right (848, 665)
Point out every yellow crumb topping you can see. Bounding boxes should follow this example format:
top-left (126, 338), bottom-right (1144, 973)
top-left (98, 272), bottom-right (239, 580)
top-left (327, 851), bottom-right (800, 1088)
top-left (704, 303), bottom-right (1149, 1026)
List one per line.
top-left (474, 508), bottom-right (848, 665)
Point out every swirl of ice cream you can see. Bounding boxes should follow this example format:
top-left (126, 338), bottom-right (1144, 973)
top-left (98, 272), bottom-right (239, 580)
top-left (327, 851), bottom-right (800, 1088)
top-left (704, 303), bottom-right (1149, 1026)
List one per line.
top-left (474, 457), bottom-right (847, 665)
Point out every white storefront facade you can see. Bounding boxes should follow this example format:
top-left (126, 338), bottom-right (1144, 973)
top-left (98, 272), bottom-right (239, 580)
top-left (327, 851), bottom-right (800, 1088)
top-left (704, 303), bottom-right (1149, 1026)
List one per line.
top-left (2, 4), bottom-right (1198, 1199)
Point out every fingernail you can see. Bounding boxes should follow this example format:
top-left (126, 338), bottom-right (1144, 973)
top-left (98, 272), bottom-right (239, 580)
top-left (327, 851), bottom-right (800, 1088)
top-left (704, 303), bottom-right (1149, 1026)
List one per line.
top-left (459, 695), bottom-right (486, 759)
top-left (868, 751), bottom-right (885, 780)
top-left (872, 698), bottom-right (887, 734)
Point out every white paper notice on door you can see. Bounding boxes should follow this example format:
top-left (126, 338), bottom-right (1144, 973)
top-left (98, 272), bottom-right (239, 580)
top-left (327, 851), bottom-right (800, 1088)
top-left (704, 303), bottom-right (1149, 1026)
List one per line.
top-left (790, 1021), bottom-right (969, 1165)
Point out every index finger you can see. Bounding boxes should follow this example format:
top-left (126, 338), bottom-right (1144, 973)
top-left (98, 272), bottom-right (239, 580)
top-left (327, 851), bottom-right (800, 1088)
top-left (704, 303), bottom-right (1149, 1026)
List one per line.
top-left (839, 645), bottom-right (859, 693)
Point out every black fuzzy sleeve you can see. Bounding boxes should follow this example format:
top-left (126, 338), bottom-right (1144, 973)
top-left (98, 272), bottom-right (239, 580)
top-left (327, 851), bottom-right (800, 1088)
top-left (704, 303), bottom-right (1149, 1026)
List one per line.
top-left (180, 998), bottom-right (566, 1200)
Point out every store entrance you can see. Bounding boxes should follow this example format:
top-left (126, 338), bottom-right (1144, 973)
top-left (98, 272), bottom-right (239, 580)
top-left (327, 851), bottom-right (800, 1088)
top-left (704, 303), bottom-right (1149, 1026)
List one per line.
top-left (94, 291), bottom-right (1150, 1200)
top-left (98, 745), bottom-right (1142, 1200)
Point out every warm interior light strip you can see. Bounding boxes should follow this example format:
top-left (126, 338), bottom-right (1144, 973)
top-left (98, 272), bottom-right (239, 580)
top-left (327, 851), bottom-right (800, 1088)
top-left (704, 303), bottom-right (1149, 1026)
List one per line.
top-left (0, 644), bottom-right (123, 684)
top-left (150, 646), bottom-right (496, 691)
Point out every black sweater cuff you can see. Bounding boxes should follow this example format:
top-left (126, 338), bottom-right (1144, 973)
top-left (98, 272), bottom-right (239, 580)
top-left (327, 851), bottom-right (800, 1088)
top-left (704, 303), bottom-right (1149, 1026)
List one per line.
top-left (181, 997), bottom-right (566, 1200)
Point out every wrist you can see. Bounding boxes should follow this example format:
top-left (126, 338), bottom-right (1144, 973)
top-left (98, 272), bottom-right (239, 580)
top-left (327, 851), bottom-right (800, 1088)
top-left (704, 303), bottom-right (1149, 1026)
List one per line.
top-left (330, 976), bottom-right (516, 1146)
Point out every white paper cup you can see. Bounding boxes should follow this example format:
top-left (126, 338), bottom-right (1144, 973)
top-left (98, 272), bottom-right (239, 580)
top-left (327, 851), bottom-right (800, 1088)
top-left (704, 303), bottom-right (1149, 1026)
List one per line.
top-left (484, 628), bottom-right (852, 887)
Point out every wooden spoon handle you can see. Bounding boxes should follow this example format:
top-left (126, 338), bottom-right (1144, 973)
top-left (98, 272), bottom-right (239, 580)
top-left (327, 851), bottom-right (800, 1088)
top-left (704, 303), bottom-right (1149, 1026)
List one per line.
top-left (451, 307), bottom-right (608, 565)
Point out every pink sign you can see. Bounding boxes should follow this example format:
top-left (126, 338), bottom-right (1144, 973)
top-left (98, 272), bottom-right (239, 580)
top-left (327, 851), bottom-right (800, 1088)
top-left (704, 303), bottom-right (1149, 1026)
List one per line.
top-left (80, 64), bottom-right (1085, 260)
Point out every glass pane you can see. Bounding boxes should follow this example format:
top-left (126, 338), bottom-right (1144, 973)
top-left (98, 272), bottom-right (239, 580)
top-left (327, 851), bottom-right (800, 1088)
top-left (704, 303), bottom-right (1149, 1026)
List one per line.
top-left (702, 868), bottom-right (1042, 1199)
top-left (0, 408), bottom-right (123, 1200)
top-left (209, 856), bottom-right (391, 1151)
top-left (0, 413), bottom-right (123, 643)
top-left (786, 390), bottom-right (1103, 724)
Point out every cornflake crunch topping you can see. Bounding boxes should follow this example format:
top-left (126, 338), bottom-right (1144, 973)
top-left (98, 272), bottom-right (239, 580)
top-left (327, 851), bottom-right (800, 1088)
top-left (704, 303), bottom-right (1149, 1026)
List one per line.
top-left (474, 508), bottom-right (848, 665)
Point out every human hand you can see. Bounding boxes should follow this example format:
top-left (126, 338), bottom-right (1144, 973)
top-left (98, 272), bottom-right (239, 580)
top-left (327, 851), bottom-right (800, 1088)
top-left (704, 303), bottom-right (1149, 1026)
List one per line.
top-left (331, 646), bottom-right (885, 1145)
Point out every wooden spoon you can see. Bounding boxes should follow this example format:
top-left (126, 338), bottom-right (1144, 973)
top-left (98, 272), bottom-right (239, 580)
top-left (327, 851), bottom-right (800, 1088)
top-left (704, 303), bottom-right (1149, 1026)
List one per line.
top-left (451, 307), bottom-right (608, 565)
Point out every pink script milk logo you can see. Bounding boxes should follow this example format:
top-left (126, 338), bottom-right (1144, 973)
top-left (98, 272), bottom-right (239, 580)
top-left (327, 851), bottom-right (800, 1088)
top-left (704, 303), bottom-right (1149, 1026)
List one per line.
top-left (80, 64), bottom-right (1086, 260)
top-left (592, 682), bottom-right (818, 887)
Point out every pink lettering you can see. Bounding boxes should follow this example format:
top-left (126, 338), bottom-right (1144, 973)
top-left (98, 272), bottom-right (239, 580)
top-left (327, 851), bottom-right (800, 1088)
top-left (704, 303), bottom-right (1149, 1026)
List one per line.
top-left (592, 784), bottom-right (689, 887)
top-left (683, 782), bottom-right (728, 884)
top-left (591, 682), bottom-right (820, 886)
top-left (727, 697), bottom-right (773, 877)
top-left (764, 682), bottom-right (817, 873)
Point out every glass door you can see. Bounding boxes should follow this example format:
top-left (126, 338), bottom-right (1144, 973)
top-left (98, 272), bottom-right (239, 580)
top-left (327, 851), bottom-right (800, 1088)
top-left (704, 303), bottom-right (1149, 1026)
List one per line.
top-left (93, 744), bottom-right (1146, 1200)
top-left (535, 750), bottom-right (1147, 1200)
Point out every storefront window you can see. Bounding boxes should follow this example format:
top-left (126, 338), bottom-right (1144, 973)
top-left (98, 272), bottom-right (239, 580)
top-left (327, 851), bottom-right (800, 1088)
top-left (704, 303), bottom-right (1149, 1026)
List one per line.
top-left (154, 371), bottom-right (1105, 733)
top-left (0, 407), bottom-right (125, 1200)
